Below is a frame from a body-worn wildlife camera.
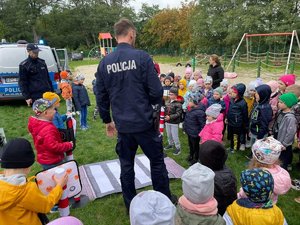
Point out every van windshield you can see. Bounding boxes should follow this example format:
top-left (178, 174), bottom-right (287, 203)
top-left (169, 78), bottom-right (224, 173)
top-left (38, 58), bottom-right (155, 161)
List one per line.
top-left (0, 46), bottom-right (57, 73)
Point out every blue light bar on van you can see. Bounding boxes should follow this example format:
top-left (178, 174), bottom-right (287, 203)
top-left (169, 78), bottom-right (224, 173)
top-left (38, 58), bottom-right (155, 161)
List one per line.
top-left (38, 39), bottom-right (45, 45)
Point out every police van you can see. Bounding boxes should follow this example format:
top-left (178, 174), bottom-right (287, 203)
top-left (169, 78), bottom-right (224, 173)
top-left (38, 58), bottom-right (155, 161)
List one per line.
top-left (0, 40), bottom-right (69, 101)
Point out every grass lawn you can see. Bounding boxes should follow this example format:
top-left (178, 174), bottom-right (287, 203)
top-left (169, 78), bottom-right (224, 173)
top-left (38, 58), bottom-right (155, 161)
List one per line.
top-left (0, 58), bottom-right (299, 224)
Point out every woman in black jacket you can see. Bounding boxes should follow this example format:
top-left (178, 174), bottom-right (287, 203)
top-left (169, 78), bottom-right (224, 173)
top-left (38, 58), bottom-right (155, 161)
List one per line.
top-left (207, 54), bottom-right (224, 89)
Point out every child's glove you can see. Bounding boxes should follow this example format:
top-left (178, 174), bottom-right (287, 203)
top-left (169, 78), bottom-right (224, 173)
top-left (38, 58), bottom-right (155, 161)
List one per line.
top-left (66, 112), bottom-right (76, 117)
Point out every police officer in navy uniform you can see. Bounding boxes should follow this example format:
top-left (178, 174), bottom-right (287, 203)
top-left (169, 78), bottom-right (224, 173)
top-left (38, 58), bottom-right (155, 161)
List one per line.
top-left (19, 43), bottom-right (53, 106)
top-left (96, 18), bottom-right (173, 210)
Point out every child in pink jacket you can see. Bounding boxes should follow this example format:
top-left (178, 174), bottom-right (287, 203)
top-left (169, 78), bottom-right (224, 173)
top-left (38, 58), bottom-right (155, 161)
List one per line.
top-left (199, 104), bottom-right (224, 144)
top-left (237, 137), bottom-right (291, 204)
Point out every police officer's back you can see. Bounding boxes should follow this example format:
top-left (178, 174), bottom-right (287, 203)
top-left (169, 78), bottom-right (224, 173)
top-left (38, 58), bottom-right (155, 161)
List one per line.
top-left (96, 18), bottom-right (172, 210)
top-left (19, 43), bottom-right (53, 106)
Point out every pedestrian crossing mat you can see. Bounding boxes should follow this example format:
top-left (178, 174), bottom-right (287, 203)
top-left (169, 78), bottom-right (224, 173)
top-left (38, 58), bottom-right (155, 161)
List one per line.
top-left (79, 154), bottom-right (185, 200)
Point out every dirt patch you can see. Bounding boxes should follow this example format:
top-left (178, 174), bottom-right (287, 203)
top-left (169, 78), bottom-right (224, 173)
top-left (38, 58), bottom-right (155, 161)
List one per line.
top-left (74, 63), bottom-right (296, 91)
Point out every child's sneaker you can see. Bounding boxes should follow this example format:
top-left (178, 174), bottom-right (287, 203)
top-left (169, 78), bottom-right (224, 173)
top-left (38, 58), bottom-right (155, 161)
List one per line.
top-left (173, 148), bottom-right (181, 155)
top-left (240, 144), bottom-right (246, 151)
top-left (164, 145), bottom-right (174, 151)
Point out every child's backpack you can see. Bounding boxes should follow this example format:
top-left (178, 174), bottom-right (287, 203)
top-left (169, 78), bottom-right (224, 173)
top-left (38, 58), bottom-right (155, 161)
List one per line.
top-left (59, 116), bottom-right (76, 150)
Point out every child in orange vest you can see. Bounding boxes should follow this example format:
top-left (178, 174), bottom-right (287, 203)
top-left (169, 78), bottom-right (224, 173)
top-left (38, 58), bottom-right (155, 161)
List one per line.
top-left (59, 70), bottom-right (73, 112)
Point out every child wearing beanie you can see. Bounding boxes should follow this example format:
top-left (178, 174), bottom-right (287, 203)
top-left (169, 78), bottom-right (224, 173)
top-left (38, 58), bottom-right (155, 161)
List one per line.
top-left (28, 98), bottom-right (73, 169)
top-left (183, 80), bottom-right (197, 111)
top-left (199, 103), bottom-right (224, 144)
top-left (238, 137), bottom-right (291, 204)
top-left (0, 138), bottom-right (69, 225)
top-left (208, 87), bottom-right (226, 113)
top-left (176, 163), bottom-right (225, 225)
top-left (59, 70), bottom-right (73, 113)
top-left (164, 87), bottom-right (183, 155)
top-left (199, 141), bottom-right (237, 215)
top-left (278, 74), bottom-right (296, 94)
top-left (130, 190), bottom-right (176, 225)
top-left (201, 76), bottom-right (213, 100)
top-left (183, 92), bottom-right (206, 164)
top-left (184, 67), bottom-right (192, 85)
top-left (227, 83), bottom-right (248, 152)
top-left (272, 92), bottom-right (298, 170)
top-left (43, 92), bottom-right (67, 129)
top-left (224, 168), bottom-right (287, 225)
top-left (72, 74), bottom-right (91, 130)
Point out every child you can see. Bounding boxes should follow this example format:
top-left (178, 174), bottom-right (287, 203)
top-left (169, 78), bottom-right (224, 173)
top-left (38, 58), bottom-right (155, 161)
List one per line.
top-left (266, 80), bottom-right (280, 133)
top-left (159, 73), bottom-right (166, 85)
top-left (244, 79), bottom-right (262, 118)
top-left (182, 80), bottom-right (197, 111)
top-left (163, 76), bottom-right (173, 103)
top-left (197, 78), bottom-right (204, 90)
top-left (164, 87), bottom-right (183, 155)
top-left (192, 69), bottom-right (202, 81)
top-left (202, 76), bottom-right (213, 100)
top-left (183, 92), bottom-right (206, 164)
top-left (199, 140), bottom-right (237, 216)
top-left (208, 87), bottom-right (226, 112)
top-left (0, 138), bottom-right (69, 225)
top-left (184, 67), bottom-right (192, 85)
top-left (28, 98), bottom-right (73, 169)
top-left (224, 168), bottom-right (288, 225)
top-left (173, 75), bottom-right (181, 87)
top-left (249, 84), bottom-right (272, 146)
top-left (43, 92), bottom-right (67, 129)
top-left (227, 83), bottom-right (248, 152)
top-left (272, 92), bottom-right (298, 170)
top-left (220, 79), bottom-right (230, 117)
top-left (130, 190), bottom-right (176, 225)
top-left (92, 72), bottom-right (99, 120)
top-left (278, 74), bottom-right (296, 94)
top-left (59, 70), bottom-right (73, 113)
top-left (72, 74), bottom-right (91, 130)
top-left (199, 104), bottom-right (224, 144)
top-left (238, 137), bottom-right (291, 204)
top-left (176, 163), bottom-right (225, 225)
top-left (178, 79), bottom-right (187, 98)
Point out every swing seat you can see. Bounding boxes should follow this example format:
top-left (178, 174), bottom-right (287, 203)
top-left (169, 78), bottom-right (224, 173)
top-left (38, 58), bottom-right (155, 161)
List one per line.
top-left (224, 72), bottom-right (238, 79)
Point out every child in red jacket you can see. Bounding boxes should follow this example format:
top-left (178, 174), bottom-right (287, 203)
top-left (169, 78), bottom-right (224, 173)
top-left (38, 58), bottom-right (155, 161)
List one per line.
top-left (28, 98), bottom-right (73, 170)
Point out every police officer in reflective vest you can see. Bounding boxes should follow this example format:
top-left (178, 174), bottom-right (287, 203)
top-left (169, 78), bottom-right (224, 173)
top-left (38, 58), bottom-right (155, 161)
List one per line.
top-left (96, 18), bottom-right (172, 210)
top-left (19, 43), bottom-right (53, 106)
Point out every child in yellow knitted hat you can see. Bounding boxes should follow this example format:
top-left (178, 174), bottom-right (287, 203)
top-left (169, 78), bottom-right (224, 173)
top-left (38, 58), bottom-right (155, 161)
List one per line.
top-left (43, 92), bottom-right (67, 129)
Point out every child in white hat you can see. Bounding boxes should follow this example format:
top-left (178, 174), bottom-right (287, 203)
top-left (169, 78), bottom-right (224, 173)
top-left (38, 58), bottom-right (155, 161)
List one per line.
top-left (176, 163), bottom-right (225, 225)
top-left (237, 137), bottom-right (291, 204)
top-left (130, 190), bottom-right (176, 225)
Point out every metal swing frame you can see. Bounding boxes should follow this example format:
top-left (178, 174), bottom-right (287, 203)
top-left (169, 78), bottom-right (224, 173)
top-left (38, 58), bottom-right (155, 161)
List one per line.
top-left (226, 30), bottom-right (300, 74)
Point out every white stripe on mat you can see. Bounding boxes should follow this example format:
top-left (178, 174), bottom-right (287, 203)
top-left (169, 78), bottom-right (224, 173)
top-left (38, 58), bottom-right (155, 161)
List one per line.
top-left (90, 165), bottom-right (114, 193)
top-left (137, 155), bottom-right (151, 171)
top-left (134, 163), bottom-right (151, 184)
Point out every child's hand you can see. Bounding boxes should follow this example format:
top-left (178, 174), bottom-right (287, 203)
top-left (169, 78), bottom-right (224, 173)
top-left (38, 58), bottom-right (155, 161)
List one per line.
top-left (54, 172), bottom-right (68, 188)
top-left (76, 111), bottom-right (80, 115)
top-left (224, 119), bottom-right (228, 124)
top-left (165, 115), bottom-right (170, 121)
top-left (69, 141), bottom-right (73, 148)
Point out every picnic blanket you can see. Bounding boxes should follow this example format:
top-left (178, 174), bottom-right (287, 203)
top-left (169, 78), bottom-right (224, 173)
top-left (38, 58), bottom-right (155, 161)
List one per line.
top-left (79, 154), bottom-right (185, 201)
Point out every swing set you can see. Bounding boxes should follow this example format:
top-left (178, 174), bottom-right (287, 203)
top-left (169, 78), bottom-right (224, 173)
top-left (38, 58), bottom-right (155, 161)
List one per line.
top-left (227, 30), bottom-right (300, 74)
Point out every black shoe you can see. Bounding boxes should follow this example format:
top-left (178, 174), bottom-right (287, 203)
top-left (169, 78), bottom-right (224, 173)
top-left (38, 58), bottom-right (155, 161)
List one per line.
top-left (189, 159), bottom-right (198, 166)
top-left (164, 145), bottom-right (174, 151)
top-left (173, 148), bottom-right (181, 155)
top-left (170, 194), bottom-right (178, 205)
